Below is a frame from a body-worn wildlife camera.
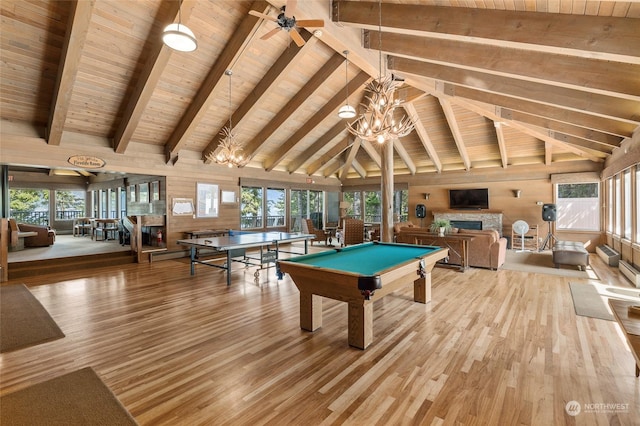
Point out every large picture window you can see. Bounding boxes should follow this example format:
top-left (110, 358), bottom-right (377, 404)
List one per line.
top-left (55, 190), bottom-right (85, 220)
top-left (9, 188), bottom-right (50, 225)
top-left (556, 183), bottom-right (600, 231)
top-left (241, 186), bottom-right (263, 229)
top-left (266, 188), bottom-right (285, 227)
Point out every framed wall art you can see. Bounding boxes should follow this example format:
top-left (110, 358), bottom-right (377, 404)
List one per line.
top-left (196, 183), bottom-right (219, 218)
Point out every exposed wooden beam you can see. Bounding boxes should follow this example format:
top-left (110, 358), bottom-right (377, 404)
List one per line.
top-left (47, 0), bottom-right (94, 146)
top-left (441, 94), bottom-right (606, 163)
top-left (392, 139), bottom-right (416, 175)
top-left (114, 1), bottom-right (195, 154)
top-left (339, 138), bottom-right (361, 180)
top-left (264, 71), bottom-right (370, 171)
top-left (493, 122), bottom-right (509, 168)
top-left (360, 139), bottom-right (381, 169)
top-left (403, 102), bottom-right (442, 172)
top-left (287, 122), bottom-right (346, 174)
top-left (365, 30), bottom-right (640, 101)
top-left (434, 82), bottom-right (636, 138)
top-left (389, 57), bottom-right (640, 124)
top-left (498, 108), bottom-right (623, 148)
top-left (351, 159), bottom-right (367, 178)
top-left (241, 52), bottom-right (345, 160)
top-left (332, 1), bottom-right (640, 64)
top-left (306, 137), bottom-right (351, 176)
top-left (544, 142), bottom-right (553, 166)
top-left (164, 1), bottom-right (270, 164)
top-left (438, 98), bottom-right (471, 170)
top-left (202, 30), bottom-right (314, 163)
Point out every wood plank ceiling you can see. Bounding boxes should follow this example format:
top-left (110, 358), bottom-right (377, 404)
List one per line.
top-left (1, 0), bottom-right (638, 180)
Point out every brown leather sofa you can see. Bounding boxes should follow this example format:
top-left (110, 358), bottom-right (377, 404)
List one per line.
top-left (396, 227), bottom-right (507, 270)
top-left (8, 219), bottom-right (55, 249)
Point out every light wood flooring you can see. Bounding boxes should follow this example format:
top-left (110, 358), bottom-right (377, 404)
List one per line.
top-left (1, 247), bottom-right (638, 425)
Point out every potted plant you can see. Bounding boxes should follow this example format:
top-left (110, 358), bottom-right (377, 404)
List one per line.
top-left (430, 219), bottom-right (452, 237)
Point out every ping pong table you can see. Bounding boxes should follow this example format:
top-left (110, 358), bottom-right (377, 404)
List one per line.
top-left (178, 230), bottom-right (315, 285)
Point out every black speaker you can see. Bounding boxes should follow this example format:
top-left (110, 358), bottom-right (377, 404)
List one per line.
top-left (542, 203), bottom-right (556, 222)
top-left (416, 204), bottom-right (426, 218)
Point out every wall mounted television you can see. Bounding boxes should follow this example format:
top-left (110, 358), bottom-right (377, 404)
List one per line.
top-left (449, 188), bottom-right (489, 210)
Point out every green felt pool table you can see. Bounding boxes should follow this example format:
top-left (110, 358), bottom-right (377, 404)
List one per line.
top-left (276, 242), bottom-right (448, 349)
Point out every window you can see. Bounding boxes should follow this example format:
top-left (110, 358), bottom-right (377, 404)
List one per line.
top-left (615, 175), bottom-right (621, 235)
top-left (308, 190), bottom-right (324, 230)
top-left (343, 191), bottom-right (361, 219)
top-left (636, 168), bottom-right (640, 243)
top-left (363, 191), bottom-right (381, 223)
top-left (394, 189), bottom-right (408, 222)
top-left (290, 189), bottom-right (308, 232)
top-left (555, 183), bottom-right (600, 231)
top-left (266, 188), bottom-right (285, 227)
top-left (624, 169), bottom-right (632, 239)
top-left (9, 188), bottom-right (50, 225)
top-left (607, 178), bottom-right (613, 233)
top-left (241, 187), bottom-right (263, 229)
top-left (55, 190), bottom-right (85, 220)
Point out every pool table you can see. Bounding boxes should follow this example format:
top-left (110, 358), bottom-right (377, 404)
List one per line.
top-left (276, 242), bottom-right (448, 349)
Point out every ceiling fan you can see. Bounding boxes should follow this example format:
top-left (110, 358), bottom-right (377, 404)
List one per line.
top-left (249, 0), bottom-right (324, 47)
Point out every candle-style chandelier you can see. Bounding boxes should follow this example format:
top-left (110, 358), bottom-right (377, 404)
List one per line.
top-left (345, 0), bottom-right (414, 144)
top-left (207, 70), bottom-right (249, 168)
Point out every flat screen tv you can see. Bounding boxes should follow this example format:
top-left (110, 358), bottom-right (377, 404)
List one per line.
top-left (449, 188), bottom-right (489, 210)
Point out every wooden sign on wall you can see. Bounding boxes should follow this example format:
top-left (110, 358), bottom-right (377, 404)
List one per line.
top-left (67, 155), bottom-right (106, 169)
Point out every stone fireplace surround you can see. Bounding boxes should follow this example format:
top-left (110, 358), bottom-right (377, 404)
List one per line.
top-left (433, 211), bottom-right (503, 236)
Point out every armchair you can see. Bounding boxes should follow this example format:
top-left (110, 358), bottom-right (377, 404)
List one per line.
top-left (341, 219), bottom-right (364, 246)
top-left (301, 218), bottom-right (328, 246)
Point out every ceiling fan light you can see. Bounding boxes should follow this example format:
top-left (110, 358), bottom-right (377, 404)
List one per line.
top-left (163, 23), bottom-right (197, 52)
top-left (338, 104), bottom-right (356, 119)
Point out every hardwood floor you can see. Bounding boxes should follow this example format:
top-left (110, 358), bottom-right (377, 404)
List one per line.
top-left (1, 247), bottom-right (638, 425)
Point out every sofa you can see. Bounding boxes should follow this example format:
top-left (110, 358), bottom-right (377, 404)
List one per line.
top-left (8, 219), bottom-right (55, 250)
top-left (396, 227), bottom-right (507, 270)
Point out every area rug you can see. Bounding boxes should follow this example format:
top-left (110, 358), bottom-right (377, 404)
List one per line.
top-left (569, 281), bottom-right (640, 321)
top-left (502, 250), bottom-right (596, 279)
top-left (0, 367), bottom-right (138, 426)
top-left (0, 284), bottom-right (65, 353)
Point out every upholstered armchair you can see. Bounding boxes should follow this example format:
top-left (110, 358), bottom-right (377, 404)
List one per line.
top-left (301, 218), bottom-right (328, 245)
top-left (341, 218), bottom-right (364, 246)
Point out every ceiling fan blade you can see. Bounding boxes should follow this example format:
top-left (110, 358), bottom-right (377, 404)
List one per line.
top-left (296, 19), bottom-right (324, 28)
top-left (289, 28), bottom-right (305, 47)
top-left (248, 10), bottom-right (277, 22)
top-left (285, 0), bottom-right (298, 17)
top-left (260, 27), bottom-right (281, 41)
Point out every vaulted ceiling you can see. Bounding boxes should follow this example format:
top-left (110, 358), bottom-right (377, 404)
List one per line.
top-left (1, 0), bottom-right (638, 181)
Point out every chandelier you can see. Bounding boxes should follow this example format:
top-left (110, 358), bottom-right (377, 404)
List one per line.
top-left (206, 70), bottom-right (249, 168)
top-left (345, 0), bottom-right (413, 143)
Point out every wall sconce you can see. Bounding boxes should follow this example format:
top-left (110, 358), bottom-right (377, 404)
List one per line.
top-left (513, 189), bottom-right (522, 198)
top-left (424, 193), bottom-right (430, 200)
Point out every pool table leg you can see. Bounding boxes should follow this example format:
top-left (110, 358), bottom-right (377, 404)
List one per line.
top-left (299, 291), bottom-right (322, 332)
top-left (414, 275), bottom-right (431, 304)
top-left (348, 301), bottom-right (373, 350)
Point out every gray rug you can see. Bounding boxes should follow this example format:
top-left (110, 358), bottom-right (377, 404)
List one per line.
top-left (569, 282), bottom-right (614, 321)
top-left (503, 250), bottom-right (593, 279)
top-left (0, 284), bottom-right (65, 353)
top-left (0, 367), bottom-right (138, 425)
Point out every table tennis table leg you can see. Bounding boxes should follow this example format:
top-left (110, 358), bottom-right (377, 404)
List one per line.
top-left (226, 250), bottom-right (232, 286)
top-left (190, 246), bottom-right (196, 275)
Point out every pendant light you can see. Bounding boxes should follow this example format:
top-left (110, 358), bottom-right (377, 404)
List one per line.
top-left (163, 0), bottom-right (197, 52)
top-left (338, 50), bottom-right (356, 119)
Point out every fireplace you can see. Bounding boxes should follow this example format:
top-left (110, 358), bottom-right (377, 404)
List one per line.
top-left (450, 220), bottom-right (482, 230)
top-left (433, 211), bottom-right (503, 236)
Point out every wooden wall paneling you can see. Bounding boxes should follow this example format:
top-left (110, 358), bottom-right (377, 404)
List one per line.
top-left (165, 175), bottom-right (239, 252)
